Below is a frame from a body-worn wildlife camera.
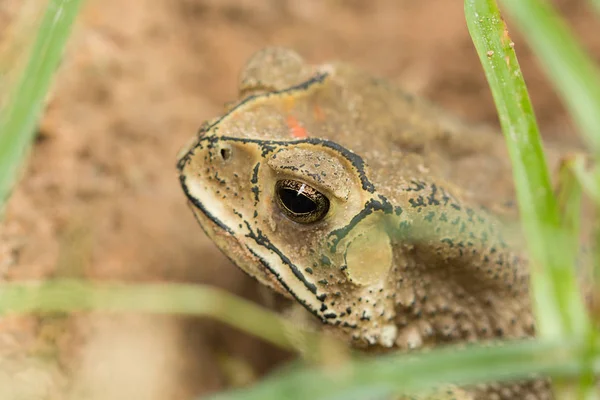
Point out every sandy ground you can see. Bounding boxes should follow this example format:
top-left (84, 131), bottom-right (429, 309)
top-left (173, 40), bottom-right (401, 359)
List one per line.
top-left (1, 0), bottom-right (600, 399)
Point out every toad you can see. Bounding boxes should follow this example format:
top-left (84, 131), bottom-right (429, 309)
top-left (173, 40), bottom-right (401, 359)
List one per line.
top-left (177, 48), bottom-right (554, 399)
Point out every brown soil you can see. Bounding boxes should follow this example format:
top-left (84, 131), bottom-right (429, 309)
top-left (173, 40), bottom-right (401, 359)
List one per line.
top-left (1, 0), bottom-right (599, 399)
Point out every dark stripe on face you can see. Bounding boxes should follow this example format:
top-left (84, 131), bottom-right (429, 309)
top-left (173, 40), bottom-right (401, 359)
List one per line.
top-left (179, 174), bottom-right (234, 235)
top-left (244, 245), bottom-right (332, 323)
top-left (250, 163), bottom-right (260, 184)
top-left (192, 135), bottom-right (375, 193)
top-left (327, 195), bottom-right (394, 252)
top-left (243, 231), bottom-right (355, 330)
top-left (243, 221), bottom-right (317, 295)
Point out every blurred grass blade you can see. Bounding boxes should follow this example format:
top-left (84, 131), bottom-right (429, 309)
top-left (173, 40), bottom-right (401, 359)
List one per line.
top-left (0, 0), bottom-right (85, 209)
top-left (0, 279), bottom-right (342, 356)
top-left (555, 156), bottom-right (600, 398)
top-left (204, 339), bottom-right (598, 400)
top-left (556, 155), bottom-right (582, 267)
top-left (465, 0), bottom-right (587, 339)
top-left (500, 0), bottom-right (600, 153)
top-left (570, 157), bottom-right (600, 309)
top-left (571, 156), bottom-right (600, 204)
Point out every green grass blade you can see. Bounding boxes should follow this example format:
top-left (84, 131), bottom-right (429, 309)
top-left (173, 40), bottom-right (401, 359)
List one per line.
top-left (6, 278), bottom-right (597, 400)
top-left (204, 339), bottom-right (598, 400)
top-left (500, 0), bottom-right (600, 153)
top-left (556, 155), bottom-right (582, 273)
top-left (0, 279), bottom-right (339, 354)
top-left (571, 157), bottom-right (600, 204)
top-left (464, 0), bottom-right (587, 339)
top-left (554, 156), bottom-right (600, 399)
top-left (0, 0), bottom-right (85, 209)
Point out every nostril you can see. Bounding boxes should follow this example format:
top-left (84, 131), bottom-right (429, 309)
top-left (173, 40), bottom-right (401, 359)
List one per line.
top-left (220, 148), bottom-right (232, 161)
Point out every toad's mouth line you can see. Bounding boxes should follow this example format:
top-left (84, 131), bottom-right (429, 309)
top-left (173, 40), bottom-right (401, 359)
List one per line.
top-left (179, 173), bottom-right (338, 324)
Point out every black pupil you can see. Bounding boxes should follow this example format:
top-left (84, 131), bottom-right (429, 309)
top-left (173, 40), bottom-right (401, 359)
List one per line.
top-left (278, 188), bottom-right (317, 214)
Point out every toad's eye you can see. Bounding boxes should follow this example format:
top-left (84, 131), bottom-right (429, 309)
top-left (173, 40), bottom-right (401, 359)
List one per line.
top-left (275, 179), bottom-right (330, 224)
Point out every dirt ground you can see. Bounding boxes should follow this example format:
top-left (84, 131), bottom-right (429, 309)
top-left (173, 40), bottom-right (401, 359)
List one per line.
top-left (1, 0), bottom-right (600, 399)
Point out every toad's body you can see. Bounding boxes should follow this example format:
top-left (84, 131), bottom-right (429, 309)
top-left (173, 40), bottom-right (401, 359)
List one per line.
top-left (177, 48), bottom-right (552, 399)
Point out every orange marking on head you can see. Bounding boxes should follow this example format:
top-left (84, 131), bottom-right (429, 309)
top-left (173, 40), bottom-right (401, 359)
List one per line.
top-left (313, 105), bottom-right (325, 121)
top-left (287, 115), bottom-right (308, 139)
